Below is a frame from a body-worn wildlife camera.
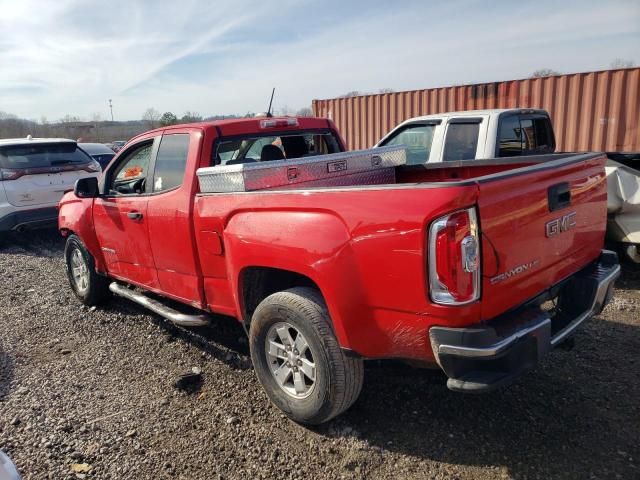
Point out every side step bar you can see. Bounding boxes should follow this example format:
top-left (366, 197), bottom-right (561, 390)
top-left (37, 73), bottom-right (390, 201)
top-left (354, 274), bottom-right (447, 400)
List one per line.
top-left (109, 282), bottom-right (210, 327)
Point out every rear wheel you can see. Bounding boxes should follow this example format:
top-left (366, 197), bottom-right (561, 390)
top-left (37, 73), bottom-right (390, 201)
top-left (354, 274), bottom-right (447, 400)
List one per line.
top-left (249, 287), bottom-right (363, 424)
top-left (64, 234), bottom-right (110, 306)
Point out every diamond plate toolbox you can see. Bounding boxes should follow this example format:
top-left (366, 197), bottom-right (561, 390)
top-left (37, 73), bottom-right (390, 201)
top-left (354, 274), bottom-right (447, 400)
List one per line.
top-left (196, 145), bottom-right (406, 193)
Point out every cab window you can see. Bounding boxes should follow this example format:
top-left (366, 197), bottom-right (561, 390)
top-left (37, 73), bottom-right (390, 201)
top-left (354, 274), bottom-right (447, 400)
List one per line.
top-left (153, 134), bottom-right (190, 192)
top-left (109, 142), bottom-right (153, 195)
top-left (498, 115), bottom-right (554, 157)
top-left (442, 123), bottom-right (480, 161)
top-left (215, 132), bottom-right (340, 166)
top-left (498, 116), bottom-right (523, 157)
top-left (380, 124), bottom-right (436, 165)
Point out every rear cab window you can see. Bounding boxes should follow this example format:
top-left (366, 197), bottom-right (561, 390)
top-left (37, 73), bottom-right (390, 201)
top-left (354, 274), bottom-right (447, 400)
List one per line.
top-left (498, 113), bottom-right (555, 157)
top-left (153, 134), bottom-right (190, 192)
top-left (214, 131), bottom-right (341, 166)
top-left (442, 120), bottom-right (481, 161)
top-left (379, 123), bottom-right (438, 165)
top-left (0, 142), bottom-right (92, 169)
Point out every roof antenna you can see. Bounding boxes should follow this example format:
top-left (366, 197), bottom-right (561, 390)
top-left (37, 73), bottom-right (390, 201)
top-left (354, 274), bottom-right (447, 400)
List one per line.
top-left (266, 88), bottom-right (275, 117)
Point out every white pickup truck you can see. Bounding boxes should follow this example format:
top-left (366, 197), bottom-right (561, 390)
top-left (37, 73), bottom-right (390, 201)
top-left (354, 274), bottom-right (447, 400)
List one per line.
top-left (375, 108), bottom-right (555, 164)
top-left (376, 108), bottom-right (640, 267)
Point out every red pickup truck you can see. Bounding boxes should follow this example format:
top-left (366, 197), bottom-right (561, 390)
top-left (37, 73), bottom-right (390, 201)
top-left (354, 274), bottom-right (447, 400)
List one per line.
top-left (58, 116), bottom-right (620, 424)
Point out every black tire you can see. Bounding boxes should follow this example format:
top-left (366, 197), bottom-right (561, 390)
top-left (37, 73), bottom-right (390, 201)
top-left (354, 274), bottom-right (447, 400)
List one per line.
top-left (64, 234), bottom-right (111, 306)
top-left (621, 244), bottom-right (640, 272)
top-left (249, 287), bottom-right (363, 425)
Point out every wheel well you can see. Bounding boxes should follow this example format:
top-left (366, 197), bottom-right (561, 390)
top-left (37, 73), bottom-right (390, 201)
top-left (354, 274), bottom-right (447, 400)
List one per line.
top-left (240, 267), bottom-right (321, 326)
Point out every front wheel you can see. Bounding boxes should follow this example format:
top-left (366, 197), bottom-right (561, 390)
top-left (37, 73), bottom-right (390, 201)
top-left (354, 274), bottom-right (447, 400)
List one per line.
top-left (64, 234), bottom-right (110, 306)
top-left (249, 287), bottom-right (363, 425)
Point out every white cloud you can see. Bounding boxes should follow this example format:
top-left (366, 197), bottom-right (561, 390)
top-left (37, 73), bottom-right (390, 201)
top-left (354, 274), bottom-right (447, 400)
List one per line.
top-left (0, 0), bottom-right (638, 120)
top-left (0, 0), bottom-right (270, 118)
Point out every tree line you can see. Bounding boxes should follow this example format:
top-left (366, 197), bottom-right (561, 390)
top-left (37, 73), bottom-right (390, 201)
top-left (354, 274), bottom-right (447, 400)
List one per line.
top-left (0, 105), bottom-right (314, 142)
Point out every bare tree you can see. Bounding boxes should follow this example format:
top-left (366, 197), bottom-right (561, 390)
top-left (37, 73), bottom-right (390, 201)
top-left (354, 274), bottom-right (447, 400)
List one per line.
top-left (0, 111), bottom-right (33, 138)
top-left (610, 58), bottom-right (635, 69)
top-left (142, 108), bottom-right (161, 129)
top-left (275, 105), bottom-right (294, 116)
top-left (339, 91), bottom-right (362, 98)
top-left (39, 116), bottom-right (50, 137)
top-left (89, 113), bottom-right (103, 142)
top-left (530, 68), bottom-right (561, 78)
top-left (339, 89), bottom-right (393, 98)
top-left (59, 114), bottom-right (82, 124)
top-left (296, 107), bottom-right (313, 117)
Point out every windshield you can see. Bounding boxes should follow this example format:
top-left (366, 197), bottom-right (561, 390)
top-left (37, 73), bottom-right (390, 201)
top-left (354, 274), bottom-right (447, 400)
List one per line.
top-left (215, 132), bottom-right (341, 165)
top-left (0, 143), bottom-right (92, 168)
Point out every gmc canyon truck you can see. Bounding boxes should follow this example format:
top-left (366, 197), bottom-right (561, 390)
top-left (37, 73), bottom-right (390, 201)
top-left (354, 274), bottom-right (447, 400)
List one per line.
top-left (376, 108), bottom-right (640, 267)
top-left (59, 116), bottom-right (620, 424)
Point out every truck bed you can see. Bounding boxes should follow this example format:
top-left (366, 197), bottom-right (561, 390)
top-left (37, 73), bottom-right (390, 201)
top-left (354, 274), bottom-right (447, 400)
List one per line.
top-left (197, 150), bottom-right (599, 193)
top-left (193, 151), bottom-right (608, 360)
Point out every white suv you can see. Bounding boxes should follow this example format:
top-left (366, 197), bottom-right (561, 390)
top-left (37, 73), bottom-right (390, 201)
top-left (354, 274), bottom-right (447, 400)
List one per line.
top-left (0, 137), bottom-right (101, 232)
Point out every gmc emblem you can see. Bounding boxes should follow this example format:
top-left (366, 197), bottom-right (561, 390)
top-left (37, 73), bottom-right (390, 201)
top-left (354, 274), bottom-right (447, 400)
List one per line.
top-left (546, 211), bottom-right (577, 237)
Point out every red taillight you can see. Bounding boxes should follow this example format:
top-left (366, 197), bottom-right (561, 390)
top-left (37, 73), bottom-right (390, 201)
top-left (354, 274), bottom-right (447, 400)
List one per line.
top-left (80, 160), bottom-right (102, 173)
top-left (428, 207), bottom-right (480, 305)
top-left (0, 168), bottom-right (25, 181)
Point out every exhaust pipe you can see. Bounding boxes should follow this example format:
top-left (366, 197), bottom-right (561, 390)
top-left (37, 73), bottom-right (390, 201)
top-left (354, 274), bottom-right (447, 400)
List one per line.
top-left (109, 282), bottom-right (210, 327)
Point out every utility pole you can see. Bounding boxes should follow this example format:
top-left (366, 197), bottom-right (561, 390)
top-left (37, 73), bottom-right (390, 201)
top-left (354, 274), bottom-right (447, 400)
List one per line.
top-left (108, 99), bottom-right (114, 121)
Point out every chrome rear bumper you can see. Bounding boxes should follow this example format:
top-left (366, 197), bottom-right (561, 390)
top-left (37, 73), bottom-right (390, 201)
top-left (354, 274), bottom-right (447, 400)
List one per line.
top-left (429, 250), bottom-right (620, 392)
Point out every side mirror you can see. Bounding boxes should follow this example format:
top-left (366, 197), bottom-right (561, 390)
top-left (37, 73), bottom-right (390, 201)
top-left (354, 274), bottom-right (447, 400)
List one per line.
top-left (74, 177), bottom-right (99, 198)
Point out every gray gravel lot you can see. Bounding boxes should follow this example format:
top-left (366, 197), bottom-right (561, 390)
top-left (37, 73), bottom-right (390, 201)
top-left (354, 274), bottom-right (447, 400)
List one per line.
top-left (1, 229), bottom-right (639, 479)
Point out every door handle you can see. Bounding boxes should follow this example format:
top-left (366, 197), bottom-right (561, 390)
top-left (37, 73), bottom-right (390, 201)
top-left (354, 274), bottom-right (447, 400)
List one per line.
top-left (127, 211), bottom-right (143, 220)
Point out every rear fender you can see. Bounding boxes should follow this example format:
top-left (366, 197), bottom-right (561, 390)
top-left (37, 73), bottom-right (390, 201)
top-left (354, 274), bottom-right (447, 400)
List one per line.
top-left (224, 210), bottom-right (362, 347)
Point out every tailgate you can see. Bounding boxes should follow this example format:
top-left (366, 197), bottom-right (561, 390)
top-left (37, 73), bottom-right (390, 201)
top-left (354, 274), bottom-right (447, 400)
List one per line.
top-left (3, 170), bottom-right (95, 207)
top-left (478, 153), bottom-right (608, 320)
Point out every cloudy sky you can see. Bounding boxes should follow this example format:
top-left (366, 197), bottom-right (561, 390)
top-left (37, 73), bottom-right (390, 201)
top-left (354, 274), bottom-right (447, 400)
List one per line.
top-left (0, 0), bottom-right (638, 121)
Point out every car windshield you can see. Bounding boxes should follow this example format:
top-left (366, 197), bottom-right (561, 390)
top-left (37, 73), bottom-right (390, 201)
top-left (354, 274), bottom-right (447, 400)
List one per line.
top-left (215, 132), bottom-right (341, 165)
top-left (0, 143), bottom-right (92, 168)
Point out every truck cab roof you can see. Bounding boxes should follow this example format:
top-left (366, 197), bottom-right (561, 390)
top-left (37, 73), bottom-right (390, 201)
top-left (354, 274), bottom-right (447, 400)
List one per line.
top-left (128, 116), bottom-right (334, 144)
top-left (400, 108), bottom-right (549, 123)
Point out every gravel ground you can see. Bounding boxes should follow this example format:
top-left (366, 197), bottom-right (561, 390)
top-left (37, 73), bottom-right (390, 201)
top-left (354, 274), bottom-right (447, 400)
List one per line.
top-left (0, 228), bottom-right (638, 480)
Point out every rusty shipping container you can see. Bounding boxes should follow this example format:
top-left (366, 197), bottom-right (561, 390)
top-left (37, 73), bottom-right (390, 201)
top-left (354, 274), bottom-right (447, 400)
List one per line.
top-left (312, 68), bottom-right (640, 153)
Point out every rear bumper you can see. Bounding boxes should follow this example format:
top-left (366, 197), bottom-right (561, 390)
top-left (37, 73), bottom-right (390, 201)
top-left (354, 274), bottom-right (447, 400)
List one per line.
top-left (0, 206), bottom-right (59, 232)
top-left (429, 250), bottom-right (620, 393)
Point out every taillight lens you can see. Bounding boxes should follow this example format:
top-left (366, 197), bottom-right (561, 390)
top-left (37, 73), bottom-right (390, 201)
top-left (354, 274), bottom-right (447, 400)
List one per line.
top-left (428, 207), bottom-right (480, 305)
top-left (0, 168), bottom-right (25, 181)
top-left (81, 160), bottom-right (102, 173)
